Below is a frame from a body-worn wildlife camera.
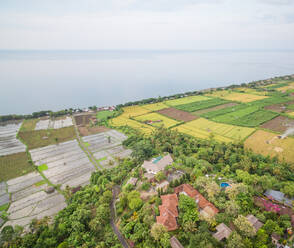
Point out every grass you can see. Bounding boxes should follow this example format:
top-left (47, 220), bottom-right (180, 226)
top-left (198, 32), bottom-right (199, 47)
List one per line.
top-left (19, 119), bottom-right (38, 132)
top-left (37, 164), bottom-right (48, 172)
top-left (276, 82), bottom-right (294, 92)
top-left (164, 95), bottom-right (210, 106)
top-left (34, 180), bottom-right (46, 186)
top-left (244, 130), bottom-right (294, 164)
top-left (174, 98), bottom-right (228, 112)
top-left (173, 118), bottom-right (255, 143)
top-left (18, 126), bottom-right (76, 149)
top-left (84, 142), bottom-right (90, 147)
top-left (0, 203), bottom-right (9, 211)
top-left (206, 90), bottom-right (268, 103)
top-left (97, 110), bottom-right (116, 121)
top-left (0, 152), bottom-right (34, 181)
top-left (135, 112), bottom-right (180, 128)
top-left (141, 102), bottom-right (169, 111)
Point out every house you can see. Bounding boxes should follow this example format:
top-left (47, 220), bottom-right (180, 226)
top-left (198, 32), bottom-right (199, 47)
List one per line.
top-left (246, 215), bottom-right (263, 232)
top-left (264, 189), bottom-right (294, 207)
top-left (142, 154), bottom-right (173, 175)
top-left (167, 170), bottom-right (184, 183)
top-left (213, 223), bottom-right (232, 241)
top-left (170, 236), bottom-right (184, 248)
top-left (156, 194), bottom-right (179, 231)
top-left (126, 177), bottom-right (138, 186)
top-left (174, 184), bottom-right (219, 218)
top-left (155, 180), bottom-right (169, 191)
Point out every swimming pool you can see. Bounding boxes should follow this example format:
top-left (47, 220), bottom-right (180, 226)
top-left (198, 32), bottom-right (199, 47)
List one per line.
top-left (153, 156), bottom-right (163, 164)
top-left (220, 182), bottom-right (231, 188)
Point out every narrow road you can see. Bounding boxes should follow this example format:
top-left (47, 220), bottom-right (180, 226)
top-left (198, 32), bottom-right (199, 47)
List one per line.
top-left (72, 115), bottom-right (101, 170)
top-left (110, 185), bottom-right (130, 248)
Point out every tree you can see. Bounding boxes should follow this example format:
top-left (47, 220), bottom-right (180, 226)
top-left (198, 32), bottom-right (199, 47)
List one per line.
top-left (150, 223), bottom-right (168, 241)
top-left (155, 171), bottom-right (166, 182)
top-left (227, 232), bottom-right (245, 248)
top-left (233, 215), bottom-right (255, 238)
top-left (263, 220), bottom-right (283, 235)
top-left (131, 140), bottom-right (155, 161)
top-left (225, 200), bottom-right (240, 218)
top-left (178, 194), bottom-right (199, 231)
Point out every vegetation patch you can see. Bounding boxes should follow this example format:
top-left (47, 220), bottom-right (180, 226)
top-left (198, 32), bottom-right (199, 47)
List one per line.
top-left (141, 102), bottom-right (169, 111)
top-left (34, 180), bottom-right (46, 186)
top-left (174, 98), bottom-right (229, 112)
top-left (37, 164), bottom-right (48, 172)
top-left (0, 203), bottom-right (9, 211)
top-left (135, 112), bottom-right (180, 128)
top-left (122, 106), bottom-right (151, 117)
top-left (157, 107), bottom-right (198, 122)
top-left (19, 119), bottom-right (38, 132)
top-left (96, 110), bottom-right (116, 122)
top-left (18, 126), bottom-right (76, 149)
top-left (164, 95), bottom-right (210, 106)
top-left (193, 102), bottom-right (238, 115)
top-left (0, 152), bottom-right (34, 181)
top-left (244, 130), bottom-right (294, 164)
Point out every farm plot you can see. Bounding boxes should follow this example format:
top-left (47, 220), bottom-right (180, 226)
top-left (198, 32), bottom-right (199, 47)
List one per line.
top-left (164, 95), bottom-right (210, 106)
top-left (35, 116), bottom-right (73, 130)
top-left (244, 130), bottom-right (294, 164)
top-left (0, 122), bottom-right (26, 156)
top-left (234, 87), bottom-right (268, 96)
top-left (193, 103), bottom-right (238, 115)
top-left (173, 118), bottom-right (254, 143)
top-left (135, 113), bottom-right (180, 128)
top-left (141, 102), bottom-right (169, 111)
top-left (74, 113), bottom-right (93, 126)
top-left (110, 116), bottom-right (155, 134)
top-left (264, 100), bottom-right (294, 113)
top-left (206, 90), bottom-right (268, 103)
top-left (174, 98), bottom-right (229, 112)
top-left (1, 172), bottom-right (66, 229)
top-left (82, 130), bottom-right (132, 168)
top-left (122, 106), bottom-right (151, 117)
top-left (30, 140), bottom-right (96, 189)
top-left (261, 116), bottom-right (294, 133)
top-left (276, 82), bottom-right (294, 92)
top-left (157, 107), bottom-right (198, 122)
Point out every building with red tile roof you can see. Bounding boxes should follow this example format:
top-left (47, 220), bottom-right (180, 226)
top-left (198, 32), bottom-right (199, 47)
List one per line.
top-left (156, 193), bottom-right (179, 231)
top-left (174, 184), bottom-right (219, 218)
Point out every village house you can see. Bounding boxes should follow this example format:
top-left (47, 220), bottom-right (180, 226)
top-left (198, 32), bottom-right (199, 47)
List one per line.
top-left (265, 189), bottom-right (294, 207)
top-left (213, 223), bottom-right (232, 241)
top-left (155, 180), bottom-right (169, 192)
top-left (246, 214), bottom-right (263, 233)
top-left (126, 177), bottom-right (138, 187)
top-left (174, 184), bottom-right (219, 219)
top-left (170, 236), bottom-right (184, 248)
top-left (156, 193), bottom-right (179, 231)
top-left (142, 154), bottom-right (173, 175)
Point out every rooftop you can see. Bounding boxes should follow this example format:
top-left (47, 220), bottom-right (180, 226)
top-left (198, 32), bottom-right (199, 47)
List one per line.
top-left (213, 223), bottom-right (232, 241)
top-left (142, 154), bottom-right (173, 175)
top-left (246, 214), bottom-right (263, 232)
top-left (170, 236), bottom-right (184, 248)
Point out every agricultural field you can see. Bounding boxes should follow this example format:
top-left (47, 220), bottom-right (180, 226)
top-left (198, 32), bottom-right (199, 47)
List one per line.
top-left (206, 90), bottom-right (268, 103)
top-left (141, 102), bottom-right (169, 111)
top-left (157, 107), bottom-right (198, 122)
top-left (122, 106), bottom-right (151, 117)
top-left (18, 126), bottom-right (76, 149)
top-left (82, 130), bottom-right (132, 168)
top-left (174, 98), bottom-right (229, 112)
top-left (97, 110), bottom-right (117, 121)
top-left (135, 112), bottom-right (180, 128)
top-left (35, 116), bottom-right (73, 130)
top-left (30, 139), bottom-right (96, 189)
top-left (110, 116), bottom-right (155, 134)
top-left (0, 122), bottom-right (26, 156)
top-left (164, 95), bottom-right (210, 106)
top-left (244, 130), bottom-right (294, 164)
top-left (260, 116), bottom-right (294, 133)
top-left (74, 113), bottom-right (93, 126)
top-left (2, 172), bottom-right (66, 229)
top-left (276, 82), bottom-right (294, 92)
top-left (264, 100), bottom-right (294, 113)
top-left (0, 152), bottom-right (34, 181)
top-left (19, 119), bottom-right (38, 132)
top-left (234, 87), bottom-right (268, 96)
top-left (173, 118), bottom-right (254, 143)
top-left (193, 103), bottom-right (238, 115)
top-left (78, 126), bottom-right (110, 137)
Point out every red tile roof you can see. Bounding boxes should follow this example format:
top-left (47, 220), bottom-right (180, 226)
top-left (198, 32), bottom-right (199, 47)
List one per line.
top-left (174, 184), bottom-right (219, 216)
top-left (156, 193), bottom-right (179, 231)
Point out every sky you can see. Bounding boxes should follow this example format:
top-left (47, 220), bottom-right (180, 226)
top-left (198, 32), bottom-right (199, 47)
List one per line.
top-left (0, 0), bottom-right (294, 50)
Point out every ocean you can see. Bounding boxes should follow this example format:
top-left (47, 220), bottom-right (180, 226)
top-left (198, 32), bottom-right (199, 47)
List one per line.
top-left (0, 50), bottom-right (293, 115)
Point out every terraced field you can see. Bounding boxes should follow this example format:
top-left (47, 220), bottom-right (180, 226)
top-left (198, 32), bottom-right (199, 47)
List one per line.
top-left (82, 130), bottom-right (132, 168)
top-left (206, 90), bottom-right (268, 103)
top-left (30, 140), bottom-right (96, 189)
top-left (173, 118), bottom-right (254, 143)
top-left (0, 122), bottom-right (26, 156)
top-left (135, 112), bottom-right (180, 128)
top-left (245, 130), bottom-right (294, 164)
top-left (35, 116), bottom-right (73, 130)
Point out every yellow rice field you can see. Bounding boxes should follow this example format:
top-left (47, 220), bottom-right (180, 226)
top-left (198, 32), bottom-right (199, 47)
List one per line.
top-left (206, 90), bottom-right (268, 103)
top-left (235, 87), bottom-right (268, 96)
top-left (287, 112), bottom-right (294, 117)
top-left (173, 118), bottom-right (255, 143)
top-left (164, 95), bottom-right (211, 106)
top-left (121, 106), bottom-right (151, 117)
top-left (110, 116), bottom-right (155, 134)
top-left (244, 130), bottom-right (294, 164)
top-left (135, 112), bottom-right (180, 128)
top-left (141, 102), bottom-right (169, 111)
top-left (276, 82), bottom-right (294, 92)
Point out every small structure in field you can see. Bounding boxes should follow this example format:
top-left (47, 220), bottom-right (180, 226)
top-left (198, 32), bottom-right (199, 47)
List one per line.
top-left (170, 236), bottom-right (184, 248)
top-left (142, 154), bottom-right (173, 175)
top-left (213, 223), bottom-right (232, 241)
top-left (156, 193), bottom-right (178, 231)
top-left (246, 214), bottom-right (263, 232)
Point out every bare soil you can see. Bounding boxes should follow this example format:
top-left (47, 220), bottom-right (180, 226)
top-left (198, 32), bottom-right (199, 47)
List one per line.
top-left (261, 116), bottom-right (294, 133)
top-left (264, 101), bottom-right (294, 113)
top-left (74, 114), bottom-right (93, 126)
top-left (157, 107), bottom-right (198, 122)
top-left (78, 126), bottom-right (110, 136)
top-left (192, 102), bottom-right (238, 115)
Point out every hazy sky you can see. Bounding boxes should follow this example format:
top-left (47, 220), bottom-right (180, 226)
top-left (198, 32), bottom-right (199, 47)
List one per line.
top-left (0, 0), bottom-right (294, 50)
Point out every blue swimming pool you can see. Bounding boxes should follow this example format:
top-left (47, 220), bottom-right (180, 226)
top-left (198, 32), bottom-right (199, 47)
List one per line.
top-left (153, 156), bottom-right (163, 164)
top-left (220, 182), bottom-right (231, 188)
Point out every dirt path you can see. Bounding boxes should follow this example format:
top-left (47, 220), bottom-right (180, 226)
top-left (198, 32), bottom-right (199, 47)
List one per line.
top-left (110, 185), bottom-right (130, 248)
top-left (72, 116), bottom-right (101, 170)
